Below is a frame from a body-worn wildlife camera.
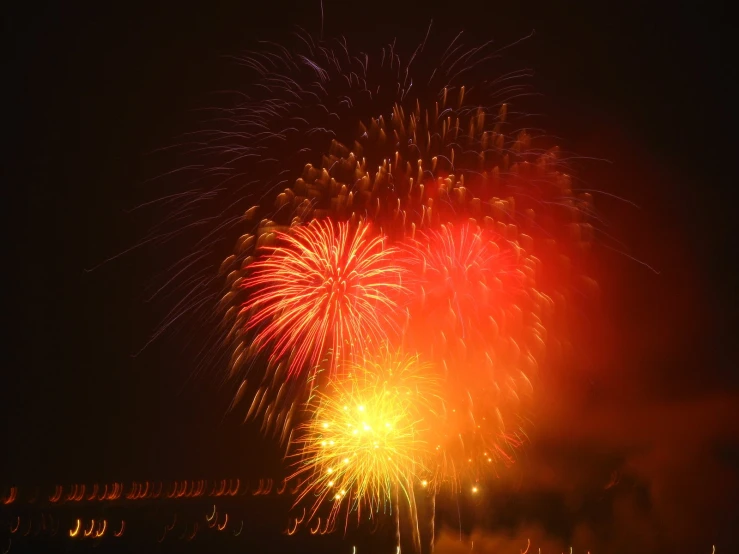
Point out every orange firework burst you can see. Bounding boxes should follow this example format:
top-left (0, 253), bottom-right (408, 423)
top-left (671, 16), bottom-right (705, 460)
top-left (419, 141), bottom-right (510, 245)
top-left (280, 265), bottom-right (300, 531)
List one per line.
top-left (238, 219), bottom-right (406, 379)
top-left (403, 222), bottom-right (550, 483)
top-left (288, 347), bottom-right (441, 533)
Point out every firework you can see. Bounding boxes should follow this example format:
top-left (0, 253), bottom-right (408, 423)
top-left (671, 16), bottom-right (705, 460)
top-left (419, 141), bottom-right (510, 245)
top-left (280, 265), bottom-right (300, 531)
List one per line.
top-left (209, 27), bottom-right (594, 379)
top-left (205, 31), bottom-right (597, 492)
top-left (400, 222), bottom-right (547, 484)
top-left (232, 218), bottom-right (405, 380)
top-left (210, 29), bottom-right (593, 274)
top-left (288, 348), bottom-right (441, 532)
top-left (140, 25), bottom-right (604, 547)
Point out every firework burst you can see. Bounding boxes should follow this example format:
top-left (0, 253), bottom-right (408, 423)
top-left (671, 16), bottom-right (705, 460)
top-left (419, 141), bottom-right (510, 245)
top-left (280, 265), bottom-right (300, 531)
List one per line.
top-left (401, 222), bottom-right (548, 484)
top-left (212, 33), bottom-right (594, 438)
top-left (203, 29), bottom-right (598, 487)
top-left (136, 22), bottom-right (607, 547)
top-left (288, 347), bottom-right (441, 532)
top-left (234, 218), bottom-right (405, 380)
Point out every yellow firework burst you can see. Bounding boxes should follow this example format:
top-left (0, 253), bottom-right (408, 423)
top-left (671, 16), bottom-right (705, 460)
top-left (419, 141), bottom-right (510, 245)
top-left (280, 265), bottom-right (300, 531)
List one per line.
top-left (288, 348), bottom-right (441, 530)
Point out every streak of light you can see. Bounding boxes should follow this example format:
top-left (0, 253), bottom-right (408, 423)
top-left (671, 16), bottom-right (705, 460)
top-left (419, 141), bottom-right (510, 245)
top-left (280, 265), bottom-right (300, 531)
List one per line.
top-left (49, 485), bottom-right (62, 503)
top-left (186, 522), bottom-right (198, 541)
top-left (521, 538), bottom-right (530, 554)
top-left (126, 482), bottom-right (137, 500)
top-left (233, 520), bottom-right (244, 537)
top-left (217, 513), bottom-right (229, 531)
top-left (114, 521), bottom-right (125, 537)
top-left (2, 487), bottom-right (17, 505)
top-left (9, 517), bottom-right (19, 534)
top-left (263, 479), bottom-right (274, 494)
top-left (176, 480), bottom-right (187, 498)
top-left (1, 538), bottom-right (9, 554)
top-left (83, 519), bottom-right (95, 537)
top-left (94, 519), bottom-right (106, 538)
top-left (69, 519), bottom-right (81, 538)
top-left (276, 478), bottom-right (288, 494)
top-left (320, 518), bottom-right (334, 535)
top-left (97, 484), bottom-right (107, 501)
top-left (157, 526), bottom-right (167, 543)
top-left (166, 514), bottom-right (177, 532)
top-left (290, 478), bottom-right (303, 495)
top-left (87, 483), bottom-right (98, 500)
top-left (309, 517), bottom-right (321, 535)
top-left (50, 515), bottom-right (59, 536)
top-left (206, 505), bottom-right (216, 522)
top-left (286, 518), bottom-right (299, 536)
top-left (110, 482), bottom-right (122, 500)
top-left (166, 482), bottom-right (177, 499)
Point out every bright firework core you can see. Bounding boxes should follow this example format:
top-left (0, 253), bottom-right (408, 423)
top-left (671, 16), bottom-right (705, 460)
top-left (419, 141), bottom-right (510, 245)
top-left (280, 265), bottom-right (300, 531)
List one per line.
top-left (289, 350), bottom-right (440, 529)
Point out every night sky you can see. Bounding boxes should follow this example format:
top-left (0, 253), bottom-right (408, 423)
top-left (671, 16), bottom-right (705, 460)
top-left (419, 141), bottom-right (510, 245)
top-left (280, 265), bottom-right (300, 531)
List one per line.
top-left (5, 1), bottom-right (737, 552)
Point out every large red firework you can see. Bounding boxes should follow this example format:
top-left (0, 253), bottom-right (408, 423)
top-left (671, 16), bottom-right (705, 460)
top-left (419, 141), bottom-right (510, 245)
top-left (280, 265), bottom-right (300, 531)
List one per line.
top-left (403, 222), bottom-right (549, 482)
top-left (239, 219), bottom-right (405, 379)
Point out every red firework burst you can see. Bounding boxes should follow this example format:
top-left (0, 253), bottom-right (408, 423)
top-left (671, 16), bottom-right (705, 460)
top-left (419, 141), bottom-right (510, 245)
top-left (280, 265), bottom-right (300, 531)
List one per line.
top-left (240, 219), bottom-right (405, 379)
top-left (405, 222), bottom-right (535, 365)
top-left (404, 222), bottom-right (547, 479)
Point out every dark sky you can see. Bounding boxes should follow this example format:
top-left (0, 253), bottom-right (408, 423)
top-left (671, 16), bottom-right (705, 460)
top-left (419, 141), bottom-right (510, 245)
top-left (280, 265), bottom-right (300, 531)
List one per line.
top-left (5, 1), bottom-right (737, 552)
